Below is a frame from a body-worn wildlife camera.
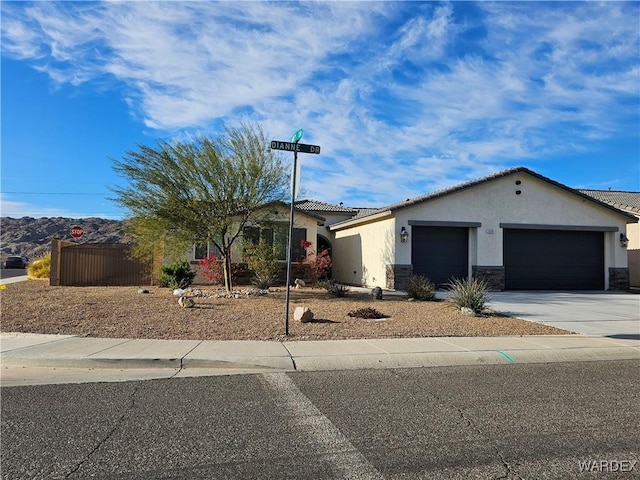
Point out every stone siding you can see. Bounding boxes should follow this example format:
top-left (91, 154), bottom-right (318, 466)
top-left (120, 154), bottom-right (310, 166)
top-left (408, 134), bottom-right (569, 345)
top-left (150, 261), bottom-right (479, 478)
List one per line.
top-left (472, 266), bottom-right (505, 291)
top-left (386, 264), bottom-right (413, 290)
top-left (608, 267), bottom-right (630, 291)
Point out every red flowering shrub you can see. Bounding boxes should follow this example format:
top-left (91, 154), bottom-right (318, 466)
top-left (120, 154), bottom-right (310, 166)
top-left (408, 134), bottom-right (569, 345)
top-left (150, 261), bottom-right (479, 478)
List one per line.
top-left (297, 240), bottom-right (332, 284)
top-left (198, 254), bottom-right (245, 285)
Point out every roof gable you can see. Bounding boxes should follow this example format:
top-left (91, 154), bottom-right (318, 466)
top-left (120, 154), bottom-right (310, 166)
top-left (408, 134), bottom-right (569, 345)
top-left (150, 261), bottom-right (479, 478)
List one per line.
top-left (330, 167), bottom-right (637, 229)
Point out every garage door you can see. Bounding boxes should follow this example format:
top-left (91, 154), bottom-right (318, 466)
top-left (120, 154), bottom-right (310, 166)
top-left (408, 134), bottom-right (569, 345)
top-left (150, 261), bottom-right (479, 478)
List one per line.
top-left (504, 229), bottom-right (604, 290)
top-left (412, 227), bottom-right (468, 288)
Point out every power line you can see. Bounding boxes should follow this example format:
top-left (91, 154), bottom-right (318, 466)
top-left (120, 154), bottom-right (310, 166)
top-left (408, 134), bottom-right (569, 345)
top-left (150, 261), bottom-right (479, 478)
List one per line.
top-left (1, 192), bottom-right (111, 196)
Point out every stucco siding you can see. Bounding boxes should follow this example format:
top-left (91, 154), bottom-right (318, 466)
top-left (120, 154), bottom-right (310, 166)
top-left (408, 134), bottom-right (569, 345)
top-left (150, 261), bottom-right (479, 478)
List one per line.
top-left (393, 173), bottom-right (629, 268)
top-left (627, 221), bottom-right (640, 287)
top-left (332, 218), bottom-right (395, 287)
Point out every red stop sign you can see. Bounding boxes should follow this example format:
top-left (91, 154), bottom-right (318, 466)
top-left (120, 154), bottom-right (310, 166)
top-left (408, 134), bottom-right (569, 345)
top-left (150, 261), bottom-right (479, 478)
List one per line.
top-left (70, 225), bottom-right (84, 239)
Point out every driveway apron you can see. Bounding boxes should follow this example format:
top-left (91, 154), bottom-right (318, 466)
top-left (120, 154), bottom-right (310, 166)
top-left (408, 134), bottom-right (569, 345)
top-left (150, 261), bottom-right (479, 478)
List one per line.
top-left (488, 291), bottom-right (640, 337)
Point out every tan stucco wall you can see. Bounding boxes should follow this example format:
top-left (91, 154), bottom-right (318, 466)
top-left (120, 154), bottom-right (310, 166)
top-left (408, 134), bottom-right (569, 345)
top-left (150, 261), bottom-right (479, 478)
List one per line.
top-left (626, 220), bottom-right (640, 287)
top-left (332, 217), bottom-right (395, 287)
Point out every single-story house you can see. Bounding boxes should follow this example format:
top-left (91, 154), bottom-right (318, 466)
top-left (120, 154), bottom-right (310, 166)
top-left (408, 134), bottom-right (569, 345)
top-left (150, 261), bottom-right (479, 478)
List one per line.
top-left (323, 167), bottom-right (636, 291)
top-left (186, 201), bottom-right (325, 284)
top-left (187, 167), bottom-right (637, 291)
top-left (578, 189), bottom-right (640, 288)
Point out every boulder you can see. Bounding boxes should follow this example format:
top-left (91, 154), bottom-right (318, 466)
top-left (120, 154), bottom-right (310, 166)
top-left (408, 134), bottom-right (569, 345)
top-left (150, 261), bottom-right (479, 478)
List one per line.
top-left (371, 286), bottom-right (383, 300)
top-left (460, 307), bottom-right (476, 316)
top-left (294, 306), bottom-right (314, 323)
top-left (294, 278), bottom-right (306, 288)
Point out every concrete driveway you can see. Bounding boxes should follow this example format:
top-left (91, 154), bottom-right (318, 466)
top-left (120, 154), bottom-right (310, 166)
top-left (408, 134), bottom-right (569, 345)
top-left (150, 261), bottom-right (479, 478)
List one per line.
top-left (488, 291), bottom-right (640, 338)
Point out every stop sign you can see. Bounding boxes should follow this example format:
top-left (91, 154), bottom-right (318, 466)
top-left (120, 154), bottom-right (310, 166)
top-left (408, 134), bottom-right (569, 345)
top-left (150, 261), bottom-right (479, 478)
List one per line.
top-left (70, 225), bottom-right (84, 239)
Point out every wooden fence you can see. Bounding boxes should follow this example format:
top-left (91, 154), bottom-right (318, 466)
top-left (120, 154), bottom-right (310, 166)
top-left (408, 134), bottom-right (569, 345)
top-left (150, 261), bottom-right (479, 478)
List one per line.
top-left (50, 239), bottom-right (152, 286)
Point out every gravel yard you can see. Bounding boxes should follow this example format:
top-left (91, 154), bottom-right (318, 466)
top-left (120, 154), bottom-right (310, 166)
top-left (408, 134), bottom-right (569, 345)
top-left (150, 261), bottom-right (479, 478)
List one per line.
top-left (0, 280), bottom-right (571, 340)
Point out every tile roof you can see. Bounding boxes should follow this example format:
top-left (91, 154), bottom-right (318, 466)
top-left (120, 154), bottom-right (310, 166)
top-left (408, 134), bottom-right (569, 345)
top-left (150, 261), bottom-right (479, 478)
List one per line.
top-left (578, 190), bottom-right (640, 215)
top-left (295, 199), bottom-right (357, 213)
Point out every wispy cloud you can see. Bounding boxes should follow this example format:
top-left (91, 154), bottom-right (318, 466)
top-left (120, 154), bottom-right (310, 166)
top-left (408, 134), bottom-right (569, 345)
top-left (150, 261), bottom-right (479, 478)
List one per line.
top-left (2, 1), bottom-right (638, 207)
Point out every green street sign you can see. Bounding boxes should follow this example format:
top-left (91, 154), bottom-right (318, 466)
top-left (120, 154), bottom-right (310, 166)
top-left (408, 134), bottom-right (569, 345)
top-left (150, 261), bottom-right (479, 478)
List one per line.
top-left (290, 129), bottom-right (304, 143)
top-left (270, 141), bottom-right (320, 154)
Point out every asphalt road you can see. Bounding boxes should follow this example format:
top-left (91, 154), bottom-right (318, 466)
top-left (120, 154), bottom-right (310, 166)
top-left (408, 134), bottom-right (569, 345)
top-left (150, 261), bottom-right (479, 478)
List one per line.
top-left (0, 268), bottom-right (27, 282)
top-left (2, 361), bottom-right (638, 479)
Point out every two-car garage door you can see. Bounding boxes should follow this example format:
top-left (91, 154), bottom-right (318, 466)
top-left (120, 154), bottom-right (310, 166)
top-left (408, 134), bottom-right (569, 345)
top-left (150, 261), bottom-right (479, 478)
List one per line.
top-left (411, 225), bottom-right (605, 290)
top-left (503, 229), bottom-right (604, 290)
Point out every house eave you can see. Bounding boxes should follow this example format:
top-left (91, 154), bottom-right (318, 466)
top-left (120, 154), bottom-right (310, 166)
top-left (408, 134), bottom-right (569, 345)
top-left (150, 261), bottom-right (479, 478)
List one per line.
top-left (329, 210), bottom-right (393, 231)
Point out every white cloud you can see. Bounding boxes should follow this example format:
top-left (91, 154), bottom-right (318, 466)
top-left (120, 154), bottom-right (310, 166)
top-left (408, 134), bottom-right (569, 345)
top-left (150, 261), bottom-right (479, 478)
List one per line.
top-left (1, 1), bottom-right (638, 206)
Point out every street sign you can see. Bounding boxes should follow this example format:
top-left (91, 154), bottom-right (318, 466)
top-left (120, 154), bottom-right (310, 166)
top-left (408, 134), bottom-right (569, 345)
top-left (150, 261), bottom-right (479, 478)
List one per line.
top-left (70, 225), bottom-right (84, 239)
top-left (290, 128), bottom-right (304, 143)
top-left (270, 141), bottom-right (320, 154)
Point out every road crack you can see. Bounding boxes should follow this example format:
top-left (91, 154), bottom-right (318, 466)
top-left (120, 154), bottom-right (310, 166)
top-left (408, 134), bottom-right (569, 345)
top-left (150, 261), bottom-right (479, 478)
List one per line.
top-left (430, 393), bottom-right (524, 480)
top-left (455, 406), bottom-right (525, 480)
top-left (64, 385), bottom-right (139, 478)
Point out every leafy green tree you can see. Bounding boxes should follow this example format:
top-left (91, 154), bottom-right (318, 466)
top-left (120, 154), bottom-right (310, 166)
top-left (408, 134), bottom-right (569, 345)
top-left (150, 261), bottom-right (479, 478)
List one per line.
top-left (111, 123), bottom-right (288, 291)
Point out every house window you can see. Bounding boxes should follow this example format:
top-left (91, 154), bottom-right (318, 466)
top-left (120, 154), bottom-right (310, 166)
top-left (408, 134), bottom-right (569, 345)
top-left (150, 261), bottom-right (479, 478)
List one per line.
top-left (194, 242), bottom-right (220, 260)
top-left (243, 225), bottom-right (307, 261)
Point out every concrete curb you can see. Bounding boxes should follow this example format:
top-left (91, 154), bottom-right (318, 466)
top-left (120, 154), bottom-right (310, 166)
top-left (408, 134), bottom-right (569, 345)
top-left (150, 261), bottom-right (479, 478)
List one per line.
top-left (1, 333), bottom-right (638, 373)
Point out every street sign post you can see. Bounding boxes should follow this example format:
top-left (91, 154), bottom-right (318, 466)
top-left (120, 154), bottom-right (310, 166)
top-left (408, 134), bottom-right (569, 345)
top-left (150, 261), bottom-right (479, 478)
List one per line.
top-left (271, 132), bottom-right (322, 336)
top-left (70, 225), bottom-right (84, 239)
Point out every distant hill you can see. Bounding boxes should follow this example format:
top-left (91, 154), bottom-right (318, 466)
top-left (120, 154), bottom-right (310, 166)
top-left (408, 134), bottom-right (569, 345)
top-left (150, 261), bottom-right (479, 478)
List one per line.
top-left (1, 217), bottom-right (126, 260)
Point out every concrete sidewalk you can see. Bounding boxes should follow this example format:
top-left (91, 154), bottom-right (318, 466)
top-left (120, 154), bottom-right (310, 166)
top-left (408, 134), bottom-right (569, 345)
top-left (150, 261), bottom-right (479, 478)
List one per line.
top-left (2, 332), bottom-right (638, 375)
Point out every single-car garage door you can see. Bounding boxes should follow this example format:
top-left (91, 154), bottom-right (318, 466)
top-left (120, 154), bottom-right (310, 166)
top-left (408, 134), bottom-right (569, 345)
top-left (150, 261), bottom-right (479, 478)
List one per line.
top-left (504, 229), bottom-right (604, 290)
top-left (412, 227), bottom-right (468, 288)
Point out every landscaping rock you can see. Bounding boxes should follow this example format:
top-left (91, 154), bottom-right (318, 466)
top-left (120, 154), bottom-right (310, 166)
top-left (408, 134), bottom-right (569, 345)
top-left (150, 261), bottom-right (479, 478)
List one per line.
top-left (371, 286), bottom-right (383, 300)
top-left (294, 278), bottom-right (306, 288)
top-left (178, 296), bottom-right (195, 308)
top-left (461, 307), bottom-right (476, 316)
top-left (137, 288), bottom-right (149, 294)
top-left (294, 306), bottom-right (314, 323)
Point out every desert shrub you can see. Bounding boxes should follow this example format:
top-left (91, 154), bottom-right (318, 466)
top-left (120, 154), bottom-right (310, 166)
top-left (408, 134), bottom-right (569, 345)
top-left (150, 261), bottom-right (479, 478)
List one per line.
top-left (243, 240), bottom-right (280, 289)
top-left (405, 275), bottom-right (436, 301)
top-left (252, 272), bottom-right (275, 290)
top-left (159, 259), bottom-right (196, 289)
top-left (326, 283), bottom-right (350, 297)
top-left (347, 307), bottom-right (388, 319)
top-left (316, 278), bottom-right (335, 290)
top-left (27, 254), bottom-right (51, 279)
top-left (446, 277), bottom-right (489, 313)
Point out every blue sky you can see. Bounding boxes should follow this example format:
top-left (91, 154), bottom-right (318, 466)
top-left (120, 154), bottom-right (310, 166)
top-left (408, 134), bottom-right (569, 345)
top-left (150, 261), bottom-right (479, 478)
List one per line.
top-left (1, 1), bottom-right (639, 220)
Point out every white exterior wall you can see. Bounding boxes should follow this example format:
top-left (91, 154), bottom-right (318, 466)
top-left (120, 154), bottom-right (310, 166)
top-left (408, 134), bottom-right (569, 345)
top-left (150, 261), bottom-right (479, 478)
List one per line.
top-left (332, 216), bottom-right (395, 287)
top-left (333, 172), bottom-right (631, 289)
top-left (393, 173), bottom-right (629, 268)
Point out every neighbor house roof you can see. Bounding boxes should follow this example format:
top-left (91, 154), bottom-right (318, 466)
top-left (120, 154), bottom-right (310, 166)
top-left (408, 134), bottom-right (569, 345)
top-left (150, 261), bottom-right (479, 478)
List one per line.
top-left (256, 200), bottom-right (326, 224)
top-left (578, 190), bottom-right (640, 215)
top-left (295, 200), bottom-right (356, 214)
top-left (330, 167), bottom-right (638, 230)
top-left (295, 199), bottom-right (379, 223)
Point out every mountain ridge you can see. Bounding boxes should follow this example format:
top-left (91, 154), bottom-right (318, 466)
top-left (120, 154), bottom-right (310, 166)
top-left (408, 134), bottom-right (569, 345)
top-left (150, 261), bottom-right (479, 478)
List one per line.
top-left (1, 217), bottom-right (126, 260)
